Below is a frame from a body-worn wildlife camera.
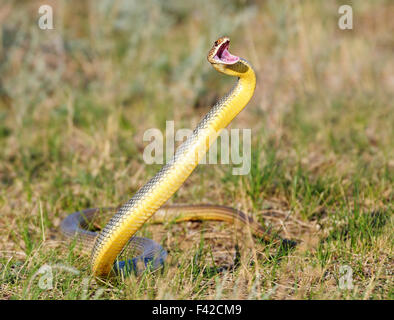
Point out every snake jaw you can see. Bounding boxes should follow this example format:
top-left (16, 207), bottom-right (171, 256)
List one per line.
top-left (208, 37), bottom-right (240, 65)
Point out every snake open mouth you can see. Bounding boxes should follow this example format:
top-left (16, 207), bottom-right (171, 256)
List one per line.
top-left (214, 40), bottom-right (240, 65)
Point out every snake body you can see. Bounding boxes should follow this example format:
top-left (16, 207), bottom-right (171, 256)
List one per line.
top-left (61, 37), bottom-right (271, 277)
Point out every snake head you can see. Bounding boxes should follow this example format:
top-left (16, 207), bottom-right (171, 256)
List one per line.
top-left (207, 36), bottom-right (240, 66)
top-left (207, 37), bottom-right (252, 78)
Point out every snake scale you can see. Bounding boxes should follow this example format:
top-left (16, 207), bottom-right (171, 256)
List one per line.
top-left (61, 37), bottom-right (290, 277)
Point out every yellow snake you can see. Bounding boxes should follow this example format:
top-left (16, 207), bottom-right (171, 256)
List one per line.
top-left (61, 37), bottom-right (287, 277)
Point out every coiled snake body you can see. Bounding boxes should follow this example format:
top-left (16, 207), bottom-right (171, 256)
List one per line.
top-left (62, 37), bottom-right (280, 277)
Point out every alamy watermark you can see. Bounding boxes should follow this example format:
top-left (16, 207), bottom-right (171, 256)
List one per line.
top-left (338, 265), bottom-right (354, 290)
top-left (28, 263), bottom-right (104, 299)
top-left (142, 121), bottom-right (251, 175)
top-left (38, 4), bottom-right (353, 31)
top-left (338, 5), bottom-right (353, 30)
top-left (38, 5), bottom-right (54, 30)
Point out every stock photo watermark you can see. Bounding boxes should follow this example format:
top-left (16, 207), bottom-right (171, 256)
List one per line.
top-left (28, 263), bottom-right (104, 299)
top-left (38, 4), bottom-right (54, 30)
top-left (38, 4), bottom-right (353, 31)
top-left (338, 5), bottom-right (353, 30)
top-left (143, 121), bottom-right (252, 175)
top-left (338, 265), bottom-right (354, 290)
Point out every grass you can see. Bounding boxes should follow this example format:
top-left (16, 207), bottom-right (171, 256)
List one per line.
top-left (0, 0), bottom-right (393, 299)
